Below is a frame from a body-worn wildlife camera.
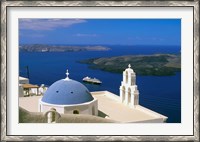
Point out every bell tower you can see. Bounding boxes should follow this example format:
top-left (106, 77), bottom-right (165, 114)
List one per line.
top-left (119, 64), bottom-right (139, 107)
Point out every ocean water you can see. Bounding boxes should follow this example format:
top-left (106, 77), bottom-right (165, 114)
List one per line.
top-left (19, 45), bottom-right (181, 123)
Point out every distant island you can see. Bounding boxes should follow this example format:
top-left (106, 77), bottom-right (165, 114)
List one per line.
top-left (19, 44), bottom-right (111, 52)
top-left (79, 54), bottom-right (181, 76)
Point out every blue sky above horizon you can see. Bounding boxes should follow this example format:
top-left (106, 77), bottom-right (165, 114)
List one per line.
top-left (19, 19), bottom-right (181, 46)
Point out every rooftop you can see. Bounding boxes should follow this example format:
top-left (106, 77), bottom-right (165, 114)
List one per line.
top-left (22, 84), bottom-right (39, 89)
top-left (91, 91), bottom-right (167, 123)
top-left (19, 91), bottom-right (167, 123)
top-left (19, 76), bottom-right (29, 81)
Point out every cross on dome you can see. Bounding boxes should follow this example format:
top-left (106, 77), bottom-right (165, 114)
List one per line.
top-left (128, 64), bottom-right (131, 68)
top-left (66, 69), bottom-right (70, 79)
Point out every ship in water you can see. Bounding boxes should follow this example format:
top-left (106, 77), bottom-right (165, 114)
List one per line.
top-left (82, 76), bottom-right (102, 85)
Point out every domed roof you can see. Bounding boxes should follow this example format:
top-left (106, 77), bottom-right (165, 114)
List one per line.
top-left (41, 70), bottom-right (94, 105)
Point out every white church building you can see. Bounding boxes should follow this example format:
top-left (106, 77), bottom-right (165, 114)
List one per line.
top-left (36, 64), bottom-right (167, 123)
top-left (39, 70), bottom-right (98, 116)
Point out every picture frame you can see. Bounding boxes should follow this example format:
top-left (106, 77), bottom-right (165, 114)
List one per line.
top-left (1, 0), bottom-right (199, 141)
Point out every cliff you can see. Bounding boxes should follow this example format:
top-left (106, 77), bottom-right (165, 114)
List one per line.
top-left (79, 54), bottom-right (181, 76)
top-left (19, 44), bottom-right (111, 52)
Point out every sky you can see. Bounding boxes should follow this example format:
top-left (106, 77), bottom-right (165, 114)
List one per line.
top-left (19, 19), bottom-right (181, 46)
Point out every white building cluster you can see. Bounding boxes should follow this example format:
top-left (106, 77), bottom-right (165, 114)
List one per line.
top-left (19, 64), bottom-right (168, 123)
top-left (19, 76), bottom-right (47, 97)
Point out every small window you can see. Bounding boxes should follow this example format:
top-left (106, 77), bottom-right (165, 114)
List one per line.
top-left (73, 110), bottom-right (79, 114)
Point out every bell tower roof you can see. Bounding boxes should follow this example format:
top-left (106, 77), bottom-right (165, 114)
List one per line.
top-left (125, 64), bottom-right (135, 74)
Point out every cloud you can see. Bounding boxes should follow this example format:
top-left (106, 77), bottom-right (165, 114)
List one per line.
top-left (19, 19), bottom-right (86, 30)
top-left (74, 33), bottom-right (98, 37)
top-left (128, 36), bottom-right (142, 40)
top-left (128, 36), bottom-right (164, 41)
top-left (20, 33), bottom-right (45, 38)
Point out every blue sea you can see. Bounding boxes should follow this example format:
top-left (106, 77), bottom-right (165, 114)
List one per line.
top-left (19, 45), bottom-right (181, 123)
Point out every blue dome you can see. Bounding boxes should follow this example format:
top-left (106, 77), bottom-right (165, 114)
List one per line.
top-left (41, 79), bottom-right (94, 105)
